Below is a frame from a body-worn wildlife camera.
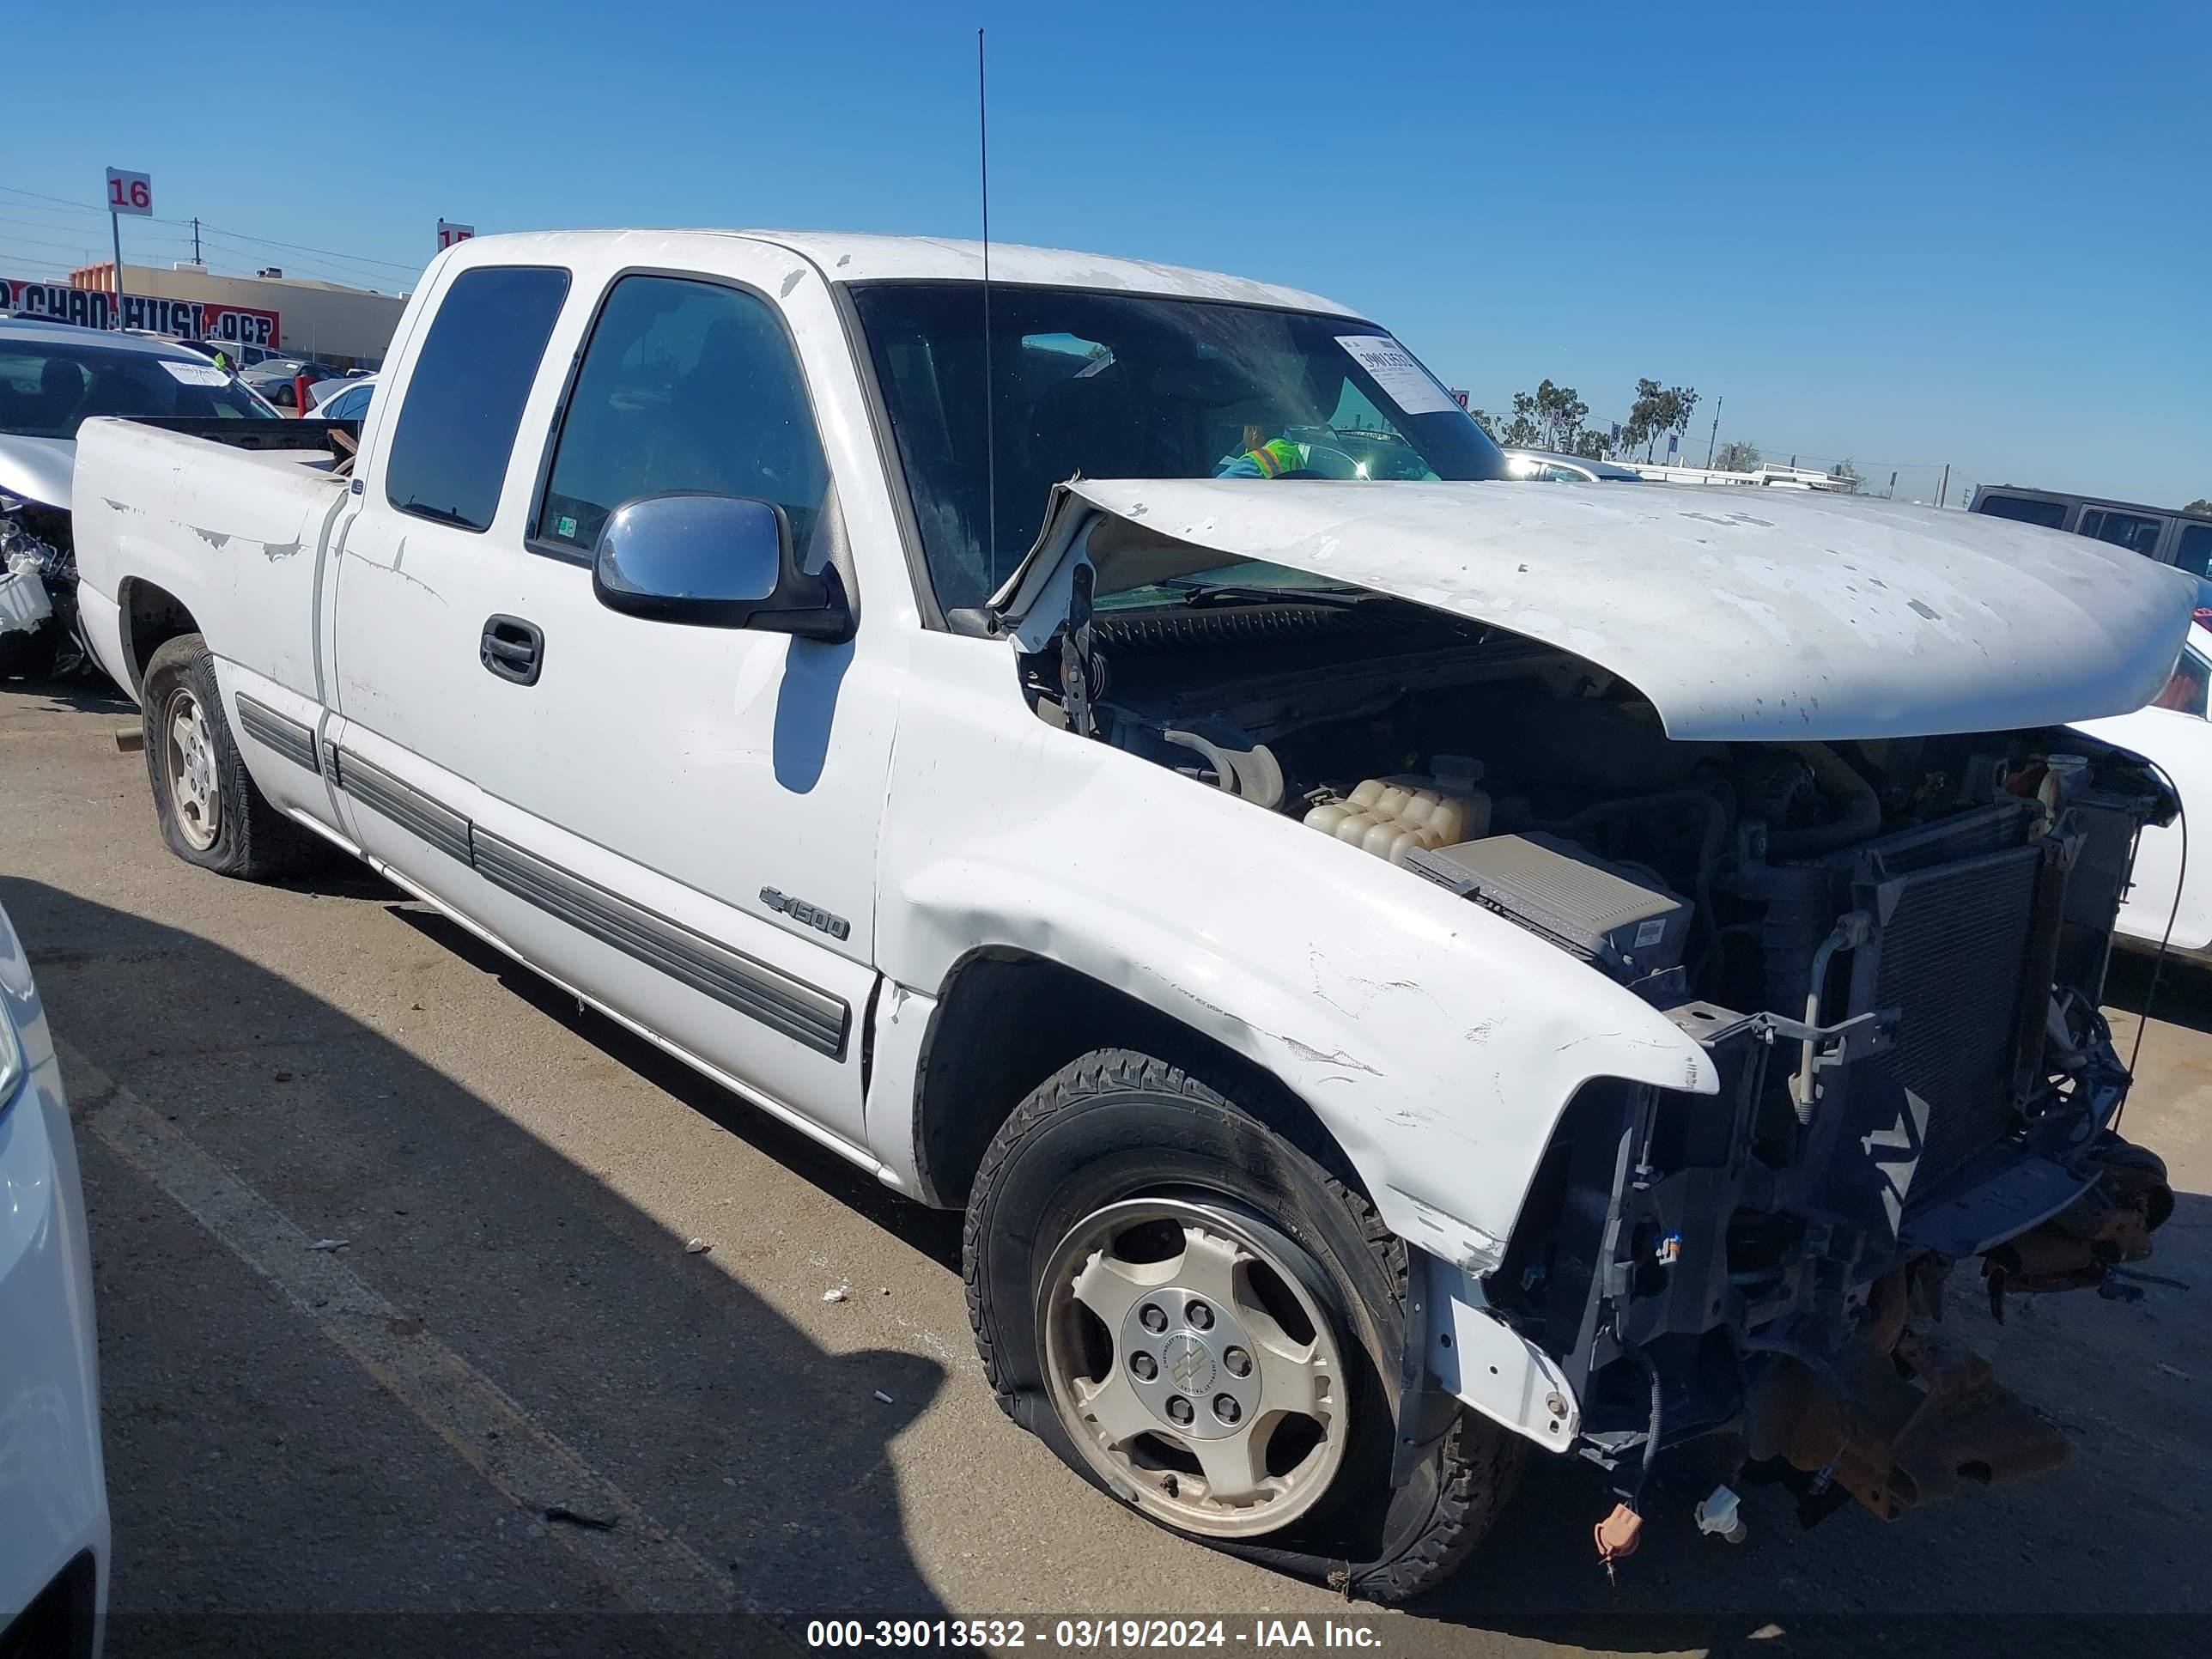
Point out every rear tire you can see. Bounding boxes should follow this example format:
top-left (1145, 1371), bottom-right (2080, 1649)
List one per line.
top-left (142, 634), bottom-right (329, 880)
top-left (963, 1048), bottom-right (1521, 1601)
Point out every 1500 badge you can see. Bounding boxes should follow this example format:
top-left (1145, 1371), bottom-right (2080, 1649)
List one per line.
top-left (760, 888), bottom-right (851, 941)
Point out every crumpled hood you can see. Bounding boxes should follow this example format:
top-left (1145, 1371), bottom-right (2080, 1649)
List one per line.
top-left (0, 434), bottom-right (75, 513)
top-left (996, 478), bottom-right (2197, 741)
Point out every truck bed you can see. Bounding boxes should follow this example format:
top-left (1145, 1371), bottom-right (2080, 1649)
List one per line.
top-left (72, 416), bottom-right (351, 705)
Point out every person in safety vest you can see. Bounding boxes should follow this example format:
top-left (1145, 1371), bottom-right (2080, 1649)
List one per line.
top-left (1214, 428), bottom-right (1311, 479)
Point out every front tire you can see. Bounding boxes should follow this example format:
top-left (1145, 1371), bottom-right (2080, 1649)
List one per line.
top-left (142, 634), bottom-right (327, 880)
top-left (963, 1048), bottom-right (1521, 1601)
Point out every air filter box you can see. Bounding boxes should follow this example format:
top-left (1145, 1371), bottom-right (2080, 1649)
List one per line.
top-left (1407, 832), bottom-right (1692, 982)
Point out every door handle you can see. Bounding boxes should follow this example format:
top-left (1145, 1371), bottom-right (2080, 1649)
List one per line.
top-left (481, 615), bottom-right (544, 686)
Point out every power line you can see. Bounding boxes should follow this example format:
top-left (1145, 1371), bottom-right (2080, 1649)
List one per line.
top-left (189, 228), bottom-right (416, 289)
top-left (191, 220), bottom-right (421, 274)
top-left (0, 231), bottom-right (108, 261)
top-left (0, 185), bottom-right (422, 282)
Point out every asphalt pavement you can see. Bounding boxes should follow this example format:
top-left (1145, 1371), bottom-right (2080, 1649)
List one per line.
top-left (2, 676), bottom-right (2205, 1658)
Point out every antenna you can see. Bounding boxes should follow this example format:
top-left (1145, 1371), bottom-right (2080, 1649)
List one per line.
top-left (978, 27), bottom-right (999, 584)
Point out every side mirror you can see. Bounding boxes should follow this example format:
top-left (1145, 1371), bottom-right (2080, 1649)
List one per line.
top-left (591, 493), bottom-right (853, 641)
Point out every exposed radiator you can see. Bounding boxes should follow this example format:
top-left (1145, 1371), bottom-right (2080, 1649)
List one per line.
top-left (1849, 841), bottom-right (2046, 1196)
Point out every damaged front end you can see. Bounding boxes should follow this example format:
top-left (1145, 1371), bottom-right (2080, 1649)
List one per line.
top-left (0, 491), bottom-right (84, 681)
top-left (994, 477), bottom-right (2193, 1553)
top-left (1487, 753), bottom-right (2178, 1534)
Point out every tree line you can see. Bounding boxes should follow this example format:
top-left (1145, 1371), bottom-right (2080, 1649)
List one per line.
top-left (1468, 378), bottom-right (1701, 465)
top-left (1467, 377), bottom-right (1862, 490)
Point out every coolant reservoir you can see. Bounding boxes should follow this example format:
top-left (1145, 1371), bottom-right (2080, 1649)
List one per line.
top-left (1305, 775), bottom-right (1492, 864)
top-left (1304, 802), bottom-right (1352, 837)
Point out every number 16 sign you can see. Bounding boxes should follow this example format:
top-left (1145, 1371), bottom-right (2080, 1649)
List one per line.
top-left (106, 168), bottom-right (153, 216)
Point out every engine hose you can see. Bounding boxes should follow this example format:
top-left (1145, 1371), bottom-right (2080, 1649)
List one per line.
top-left (1766, 743), bottom-right (1882, 857)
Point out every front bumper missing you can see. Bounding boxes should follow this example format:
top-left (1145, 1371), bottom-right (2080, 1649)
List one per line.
top-left (1746, 1324), bottom-right (2068, 1518)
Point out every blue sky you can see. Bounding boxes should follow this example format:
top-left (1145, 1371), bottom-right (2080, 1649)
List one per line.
top-left (4, 1), bottom-right (2203, 505)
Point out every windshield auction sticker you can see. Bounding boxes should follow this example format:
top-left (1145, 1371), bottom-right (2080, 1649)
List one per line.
top-left (1335, 335), bottom-right (1458, 416)
top-left (159, 361), bottom-right (233, 387)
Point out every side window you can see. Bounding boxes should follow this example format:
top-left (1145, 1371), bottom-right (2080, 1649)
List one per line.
top-left (385, 264), bottom-right (570, 532)
top-left (1978, 493), bottom-right (2067, 529)
top-left (2082, 509), bottom-right (2164, 556)
top-left (534, 275), bottom-right (828, 558)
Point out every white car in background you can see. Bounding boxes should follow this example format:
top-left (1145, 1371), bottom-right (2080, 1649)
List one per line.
top-left (2075, 623), bottom-right (2212, 960)
top-left (1501, 447), bottom-right (1646, 483)
top-left (307, 374), bottom-right (377, 422)
top-left (0, 900), bottom-right (107, 1656)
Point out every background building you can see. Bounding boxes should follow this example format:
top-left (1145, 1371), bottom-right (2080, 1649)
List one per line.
top-left (65, 261), bottom-right (410, 367)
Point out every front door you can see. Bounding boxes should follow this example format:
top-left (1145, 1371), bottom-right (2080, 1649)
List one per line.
top-left (331, 244), bottom-right (892, 1150)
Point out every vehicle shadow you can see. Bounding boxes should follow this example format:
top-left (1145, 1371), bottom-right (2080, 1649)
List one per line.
top-left (0, 670), bottom-right (137, 716)
top-left (384, 902), bottom-right (964, 1273)
top-left (0, 877), bottom-right (951, 1659)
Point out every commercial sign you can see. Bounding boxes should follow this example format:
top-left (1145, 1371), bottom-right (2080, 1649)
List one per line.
top-left (2, 279), bottom-right (280, 349)
top-left (437, 219), bottom-right (474, 250)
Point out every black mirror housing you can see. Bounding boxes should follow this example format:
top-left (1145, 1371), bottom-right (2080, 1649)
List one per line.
top-left (591, 493), bottom-right (854, 641)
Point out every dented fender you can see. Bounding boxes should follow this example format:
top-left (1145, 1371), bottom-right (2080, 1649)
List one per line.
top-left (872, 634), bottom-right (1717, 1272)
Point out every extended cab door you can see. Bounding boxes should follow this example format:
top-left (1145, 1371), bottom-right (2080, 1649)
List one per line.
top-left (327, 238), bottom-right (896, 1155)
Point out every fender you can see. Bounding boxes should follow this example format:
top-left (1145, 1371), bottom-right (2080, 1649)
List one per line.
top-left (872, 635), bottom-right (1717, 1272)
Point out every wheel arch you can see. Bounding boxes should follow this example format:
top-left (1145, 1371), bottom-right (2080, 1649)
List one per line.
top-left (909, 945), bottom-right (1364, 1212)
top-left (118, 577), bottom-right (202, 696)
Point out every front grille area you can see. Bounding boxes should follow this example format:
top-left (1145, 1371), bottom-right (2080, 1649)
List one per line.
top-left (1861, 843), bottom-right (2045, 1195)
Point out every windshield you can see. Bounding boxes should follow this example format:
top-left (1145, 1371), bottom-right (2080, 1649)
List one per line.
top-left (0, 337), bottom-right (276, 437)
top-left (851, 283), bottom-right (1508, 613)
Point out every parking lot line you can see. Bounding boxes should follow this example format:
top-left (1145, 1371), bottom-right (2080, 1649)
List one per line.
top-left (61, 1036), bottom-right (801, 1656)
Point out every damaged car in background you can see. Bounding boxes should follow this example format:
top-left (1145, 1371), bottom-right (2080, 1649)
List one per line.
top-left (66, 230), bottom-right (2194, 1600)
top-left (1, 318), bottom-right (282, 679)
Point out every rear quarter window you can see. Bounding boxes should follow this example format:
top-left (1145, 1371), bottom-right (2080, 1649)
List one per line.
top-left (384, 265), bottom-right (570, 532)
top-left (1976, 493), bottom-right (2067, 529)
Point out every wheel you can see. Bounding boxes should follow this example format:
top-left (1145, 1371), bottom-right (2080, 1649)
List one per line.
top-left (964, 1048), bottom-right (1522, 1601)
top-left (142, 634), bottom-right (329, 879)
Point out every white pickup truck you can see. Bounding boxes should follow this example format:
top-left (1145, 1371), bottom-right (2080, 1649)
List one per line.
top-left (70, 228), bottom-right (2191, 1598)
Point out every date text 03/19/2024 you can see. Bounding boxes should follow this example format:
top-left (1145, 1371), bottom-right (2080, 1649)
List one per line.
top-left (803, 1619), bottom-right (1385, 1650)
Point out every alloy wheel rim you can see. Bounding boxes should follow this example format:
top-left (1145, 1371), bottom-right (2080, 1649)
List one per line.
top-left (1037, 1196), bottom-right (1347, 1538)
top-left (165, 690), bottom-right (221, 851)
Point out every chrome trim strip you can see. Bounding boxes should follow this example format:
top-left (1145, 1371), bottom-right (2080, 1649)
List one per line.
top-left (470, 828), bottom-right (848, 1059)
top-left (333, 748), bottom-right (472, 866)
top-left (234, 695), bottom-right (318, 775)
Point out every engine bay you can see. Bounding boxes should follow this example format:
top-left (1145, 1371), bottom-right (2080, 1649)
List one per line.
top-left (1024, 591), bottom-right (2166, 1018)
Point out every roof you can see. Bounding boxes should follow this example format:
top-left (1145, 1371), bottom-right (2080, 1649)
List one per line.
top-left (446, 228), bottom-right (1359, 315)
top-left (0, 316), bottom-right (209, 362)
